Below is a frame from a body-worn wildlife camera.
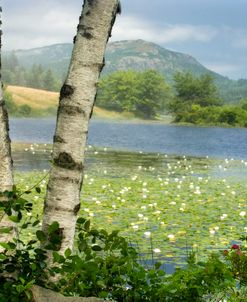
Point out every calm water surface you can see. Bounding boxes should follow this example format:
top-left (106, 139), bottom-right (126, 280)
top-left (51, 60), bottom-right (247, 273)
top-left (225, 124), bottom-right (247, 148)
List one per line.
top-left (10, 118), bottom-right (247, 159)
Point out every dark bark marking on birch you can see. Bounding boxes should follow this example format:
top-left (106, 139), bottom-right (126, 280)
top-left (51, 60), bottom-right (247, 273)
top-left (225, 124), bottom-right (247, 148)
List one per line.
top-left (60, 84), bottom-right (74, 100)
top-left (54, 152), bottom-right (83, 171)
top-left (73, 204), bottom-right (81, 215)
top-left (73, 36), bottom-right (77, 44)
top-left (117, 1), bottom-right (122, 14)
top-left (87, 0), bottom-right (97, 6)
top-left (78, 24), bottom-right (93, 39)
top-left (44, 204), bottom-right (80, 214)
top-left (50, 176), bottom-right (81, 185)
top-left (54, 135), bottom-right (65, 143)
top-left (58, 104), bottom-right (87, 117)
top-left (79, 177), bottom-right (84, 192)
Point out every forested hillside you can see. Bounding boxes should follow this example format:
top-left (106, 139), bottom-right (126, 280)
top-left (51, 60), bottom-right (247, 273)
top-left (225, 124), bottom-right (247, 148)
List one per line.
top-left (3, 40), bottom-right (247, 103)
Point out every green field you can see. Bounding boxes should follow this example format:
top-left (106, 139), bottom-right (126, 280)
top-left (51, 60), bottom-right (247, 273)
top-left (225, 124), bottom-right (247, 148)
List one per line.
top-left (13, 144), bottom-right (247, 267)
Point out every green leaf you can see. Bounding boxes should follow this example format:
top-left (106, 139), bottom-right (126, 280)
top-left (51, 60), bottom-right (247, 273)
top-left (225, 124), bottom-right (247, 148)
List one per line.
top-left (0, 254), bottom-right (7, 260)
top-left (35, 187), bottom-right (41, 194)
top-left (36, 230), bottom-right (46, 242)
top-left (65, 248), bottom-right (72, 258)
top-left (9, 215), bottom-right (20, 223)
top-left (32, 220), bottom-right (41, 227)
top-left (77, 217), bottom-right (86, 225)
top-left (48, 221), bottom-right (59, 234)
top-left (84, 220), bottom-right (90, 231)
top-left (91, 244), bottom-right (102, 251)
top-left (0, 242), bottom-right (15, 250)
top-left (0, 227), bottom-right (12, 234)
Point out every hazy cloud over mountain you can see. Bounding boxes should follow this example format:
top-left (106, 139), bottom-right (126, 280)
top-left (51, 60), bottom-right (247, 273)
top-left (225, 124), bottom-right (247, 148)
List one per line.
top-left (1, 0), bottom-right (247, 79)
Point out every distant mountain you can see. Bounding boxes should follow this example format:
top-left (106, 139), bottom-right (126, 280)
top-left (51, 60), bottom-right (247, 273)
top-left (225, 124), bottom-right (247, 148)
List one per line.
top-left (4, 39), bottom-right (247, 103)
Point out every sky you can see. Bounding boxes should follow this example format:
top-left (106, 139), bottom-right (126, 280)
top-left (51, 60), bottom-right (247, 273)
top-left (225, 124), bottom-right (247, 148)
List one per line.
top-left (1, 0), bottom-right (247, 80)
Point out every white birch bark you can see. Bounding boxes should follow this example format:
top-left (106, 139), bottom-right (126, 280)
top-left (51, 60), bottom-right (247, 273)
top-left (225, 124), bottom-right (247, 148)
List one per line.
top-left (0, 7), bottom-right (14, 248)
top-left (42, 0), bottom-right (120, 255)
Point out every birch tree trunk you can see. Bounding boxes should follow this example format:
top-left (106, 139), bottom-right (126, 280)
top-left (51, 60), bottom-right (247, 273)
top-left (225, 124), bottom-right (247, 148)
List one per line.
top-left (42, 0), bottom-right (120, 255)
top-left (0, 7), bottom-right (14, 248)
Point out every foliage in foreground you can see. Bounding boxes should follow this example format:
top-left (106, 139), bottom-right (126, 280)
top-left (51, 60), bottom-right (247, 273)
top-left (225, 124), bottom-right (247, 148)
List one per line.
top-left (0, 187), bottom-right (247, 302)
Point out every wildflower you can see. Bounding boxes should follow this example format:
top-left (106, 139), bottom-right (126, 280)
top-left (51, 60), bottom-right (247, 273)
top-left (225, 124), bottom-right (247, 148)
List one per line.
top-left (223, 250), bottom-right (229, 256)
top-left (153, 248), bottom-right (161, 253)
top-left (144, 231), bottom-right (151, 238)
top-left (209, 229), bottom-right (216, 236)
top-left (231, 244), bottom-right (240, 250)
top-left (239, 211), bottom-right (246, 217)
top-left (167, 234), bottom-right (175, 240)
top-left (138, 213), bottom-right (144, 218)
top-left (132, 225), bottom-right (139, 230)
top-left (220, 214), bottom-right (228, 220)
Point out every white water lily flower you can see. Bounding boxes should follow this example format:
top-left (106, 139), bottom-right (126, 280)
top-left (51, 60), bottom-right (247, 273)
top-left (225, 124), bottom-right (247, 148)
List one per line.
top-left (144, 231), bottom-right (151, 238)
top-left (220, 214), bottom-right (228, 220)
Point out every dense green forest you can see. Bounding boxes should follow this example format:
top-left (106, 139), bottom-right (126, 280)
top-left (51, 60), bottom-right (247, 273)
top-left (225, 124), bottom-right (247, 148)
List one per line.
top-left (96, 70), bottom-right (171, 119)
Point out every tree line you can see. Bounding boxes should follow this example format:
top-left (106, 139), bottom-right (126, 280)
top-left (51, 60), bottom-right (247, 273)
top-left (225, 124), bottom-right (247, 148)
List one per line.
top-left (3, 52), bottom-right (247, 126)
top-left (3, 52), bottom-right (61, 92)
top-left (96, 70), bottom-right (247, 126)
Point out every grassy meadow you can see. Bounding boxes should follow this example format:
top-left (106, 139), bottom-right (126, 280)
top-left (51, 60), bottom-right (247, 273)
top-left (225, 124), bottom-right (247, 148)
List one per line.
top-left (6, 85), bottom-right (144, 120)
top-left (13, 143), bottom-right (247, 268)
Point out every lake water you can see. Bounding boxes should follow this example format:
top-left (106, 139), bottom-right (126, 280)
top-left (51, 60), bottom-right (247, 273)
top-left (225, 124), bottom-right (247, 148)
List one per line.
top-left (9, 118), bottom-right (247, 159)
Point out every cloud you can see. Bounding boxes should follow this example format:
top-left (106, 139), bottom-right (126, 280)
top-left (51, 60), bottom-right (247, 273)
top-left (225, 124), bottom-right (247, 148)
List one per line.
top-left (2, 1), bottom-right (80, 50)
top-left (111, 16), bottom-right (218, 44)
